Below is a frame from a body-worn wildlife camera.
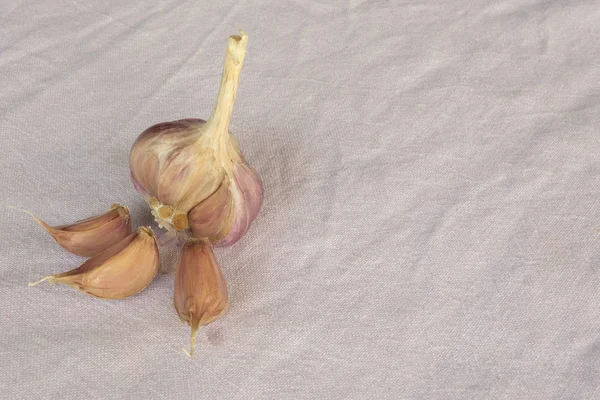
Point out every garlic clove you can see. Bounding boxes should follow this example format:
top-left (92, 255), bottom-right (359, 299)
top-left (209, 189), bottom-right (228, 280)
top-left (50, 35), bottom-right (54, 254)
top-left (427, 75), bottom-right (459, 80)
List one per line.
top-left (174, 238), bottom-right (228, 356)
top-left (233, 163), bottom-right (264, 224)
top-left (29, 227), bottom-right (159, 299)
top-left (188, 162), bottom-right (264, 247)
top-left (11, 204), bottom-right (131, 257)
top-left (213, 162), bottom-right (264, 247)
top-left (187, 178), bottom-right (232, 240)
top-left (158, 146), bottom-right (222, 214)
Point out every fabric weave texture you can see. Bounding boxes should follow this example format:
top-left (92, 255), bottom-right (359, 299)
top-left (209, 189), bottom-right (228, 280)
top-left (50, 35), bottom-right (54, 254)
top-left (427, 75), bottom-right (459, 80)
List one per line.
top-left (1, 1), bottom-right (599, 399)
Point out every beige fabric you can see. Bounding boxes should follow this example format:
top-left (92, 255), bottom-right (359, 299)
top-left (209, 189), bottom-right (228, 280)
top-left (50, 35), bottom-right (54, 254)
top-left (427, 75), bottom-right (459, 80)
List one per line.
top-left (1, 1), bottom-right (599, 398)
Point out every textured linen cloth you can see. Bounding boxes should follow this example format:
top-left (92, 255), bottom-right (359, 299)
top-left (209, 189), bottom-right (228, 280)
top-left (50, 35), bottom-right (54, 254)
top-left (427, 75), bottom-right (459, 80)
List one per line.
top-left (1, 1), bottom-right (599, 399)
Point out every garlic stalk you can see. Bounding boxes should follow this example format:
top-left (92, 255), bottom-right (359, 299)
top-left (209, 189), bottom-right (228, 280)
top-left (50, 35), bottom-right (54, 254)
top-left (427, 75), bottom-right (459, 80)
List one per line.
top-left (129, 31), bottom-right (263, 246)
top-left (30, 227), bottom-right (159, 299)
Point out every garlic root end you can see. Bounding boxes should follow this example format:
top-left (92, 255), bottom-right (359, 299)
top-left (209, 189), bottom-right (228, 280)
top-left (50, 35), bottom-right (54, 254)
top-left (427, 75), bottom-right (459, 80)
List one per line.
top-left (28, 276), bottom-right (54, 287)
top-left (188, 315), bottom-right (200, 357)
top-left (8, 206), bottom-right (52, 232)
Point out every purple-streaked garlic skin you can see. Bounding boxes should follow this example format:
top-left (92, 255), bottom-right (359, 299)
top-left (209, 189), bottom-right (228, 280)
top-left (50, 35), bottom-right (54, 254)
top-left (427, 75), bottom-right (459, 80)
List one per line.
top-left (129, 118), bottom-right (222, 214)
top-left (130, 171), bottom-right (149, 198)
top-left (128, 32), bottom-right (263, 247)
top-left (233, 163), bottom-right (264, 224)
top-left (129, 121), bottom-right (263, 246)
top-left (188, 179), bottom-right (232, 240)
top-left (213, 163), bottom-right (263, 247)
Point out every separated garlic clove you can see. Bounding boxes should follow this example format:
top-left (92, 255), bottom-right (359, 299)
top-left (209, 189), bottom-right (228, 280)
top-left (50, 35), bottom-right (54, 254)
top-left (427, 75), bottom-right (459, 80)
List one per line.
top-left (129, 31), bottom-right (263, 247)
top-left (174, 238), bottom-right (228, 356)
top-left (12, 204), bottom-right (131, 257)
top-left (30, 227), bottom-right (159, 299)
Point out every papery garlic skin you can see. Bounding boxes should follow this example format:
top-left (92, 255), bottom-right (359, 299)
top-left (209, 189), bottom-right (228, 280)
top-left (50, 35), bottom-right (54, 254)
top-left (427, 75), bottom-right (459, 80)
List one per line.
top-left (13, 204), bottom-right (131, 257)
top-left (212, 162), bottom-right (263, 246)
top-left (130, 119), bottom-right (223, 219)
top-left (30, 227), bottom-right (159, 299)
top-left (129, 31), bottom-right (263, 247)
top-left (174, 238), bottom-right (228, 356)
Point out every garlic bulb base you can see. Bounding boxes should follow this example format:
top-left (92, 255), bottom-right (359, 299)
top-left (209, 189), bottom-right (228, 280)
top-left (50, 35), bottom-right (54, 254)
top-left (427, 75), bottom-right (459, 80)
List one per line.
top-left (149, 197), bottom-right (189, 231)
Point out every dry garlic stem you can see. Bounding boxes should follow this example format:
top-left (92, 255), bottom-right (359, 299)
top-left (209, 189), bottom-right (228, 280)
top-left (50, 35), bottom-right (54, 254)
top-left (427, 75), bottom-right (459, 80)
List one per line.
top-left (30, 227), bottom-right (159, 299)
top-left (174, 238), bottom-right (228, 356)
top-left (129, 30), bottom-right (263, 247)
top-left (10, 204), bottom-right (131, 257)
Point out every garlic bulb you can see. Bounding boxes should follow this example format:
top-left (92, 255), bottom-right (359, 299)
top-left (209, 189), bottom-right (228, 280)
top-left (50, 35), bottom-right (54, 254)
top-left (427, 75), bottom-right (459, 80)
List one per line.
top-left (174, 238), bottom-right (228, 356)
top-left (30, 227), bottom-right (159, 299)
top-left (129, 31), bottom-right (263, 246)
top-left (11, 204), bottom-right (131, 257)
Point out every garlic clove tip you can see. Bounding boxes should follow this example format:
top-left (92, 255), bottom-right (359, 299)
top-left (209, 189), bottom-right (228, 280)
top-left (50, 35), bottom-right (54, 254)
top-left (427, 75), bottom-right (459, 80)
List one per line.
top-left (28, 276), bottom-right (53, 287)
